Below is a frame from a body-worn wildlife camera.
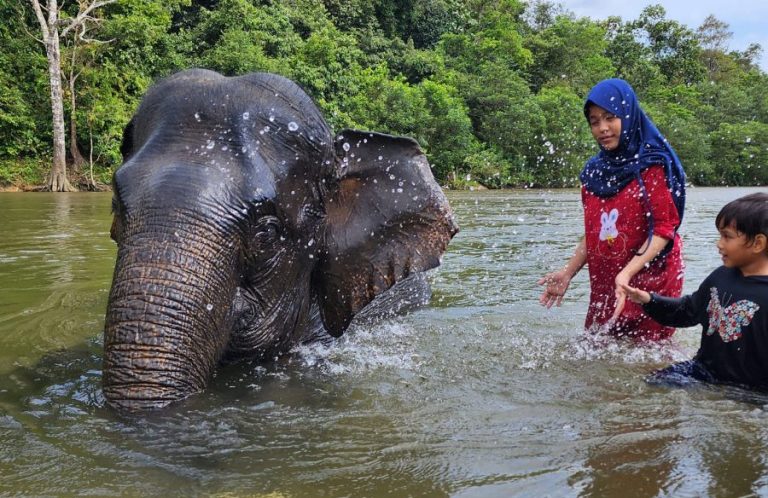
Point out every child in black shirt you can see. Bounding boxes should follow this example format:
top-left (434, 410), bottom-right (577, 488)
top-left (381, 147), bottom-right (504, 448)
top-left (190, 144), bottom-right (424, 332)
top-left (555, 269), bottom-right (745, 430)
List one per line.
top-left (620, 192), bottom-right (768, 389)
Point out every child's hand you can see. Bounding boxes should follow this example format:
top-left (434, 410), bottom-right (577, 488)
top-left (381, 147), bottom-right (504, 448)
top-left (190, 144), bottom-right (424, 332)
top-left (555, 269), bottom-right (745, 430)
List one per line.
top-left (619, 283), bottom-right (651, 305)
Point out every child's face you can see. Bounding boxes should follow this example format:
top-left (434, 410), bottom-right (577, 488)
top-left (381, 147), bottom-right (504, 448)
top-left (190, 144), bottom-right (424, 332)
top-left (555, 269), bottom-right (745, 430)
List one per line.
top-left (716, 222), bottom-right (767, 269)
top-left (587, 104), bottom-right (622, 151)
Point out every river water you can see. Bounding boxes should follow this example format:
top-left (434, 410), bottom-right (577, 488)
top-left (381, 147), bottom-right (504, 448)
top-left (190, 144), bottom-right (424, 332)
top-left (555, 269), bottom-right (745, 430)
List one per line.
top-left (0, 187), bottom-right (766, 497)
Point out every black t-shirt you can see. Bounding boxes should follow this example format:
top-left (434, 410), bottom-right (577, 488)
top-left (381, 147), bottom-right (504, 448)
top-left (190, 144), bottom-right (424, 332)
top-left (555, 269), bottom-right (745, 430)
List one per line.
top-left (644, 266), bottom-right (768, 388)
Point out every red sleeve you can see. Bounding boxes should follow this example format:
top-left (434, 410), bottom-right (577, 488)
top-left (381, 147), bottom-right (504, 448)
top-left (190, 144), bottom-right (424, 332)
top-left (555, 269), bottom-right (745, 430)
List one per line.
top-left (641, 166), bottom-right (680, 239)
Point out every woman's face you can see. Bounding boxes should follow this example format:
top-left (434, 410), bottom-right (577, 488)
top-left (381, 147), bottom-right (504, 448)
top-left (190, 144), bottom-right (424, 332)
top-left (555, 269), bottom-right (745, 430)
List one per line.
top-left (587, 104), bottom-right (622, 151)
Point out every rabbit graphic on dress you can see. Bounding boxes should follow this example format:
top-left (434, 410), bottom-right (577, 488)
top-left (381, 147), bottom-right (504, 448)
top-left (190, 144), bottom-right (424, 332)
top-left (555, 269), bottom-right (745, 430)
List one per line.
top-left (599, 208), bottom-right (619, 243)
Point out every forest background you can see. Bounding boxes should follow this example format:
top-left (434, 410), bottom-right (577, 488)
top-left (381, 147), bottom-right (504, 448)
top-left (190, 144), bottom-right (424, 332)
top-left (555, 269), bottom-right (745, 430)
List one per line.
top-left (1, 0), bottom-right (766, 191)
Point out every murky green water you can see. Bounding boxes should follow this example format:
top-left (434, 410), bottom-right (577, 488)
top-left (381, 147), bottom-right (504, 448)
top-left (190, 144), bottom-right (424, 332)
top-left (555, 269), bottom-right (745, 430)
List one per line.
top-left (0, 187), bottom-right (766, 497)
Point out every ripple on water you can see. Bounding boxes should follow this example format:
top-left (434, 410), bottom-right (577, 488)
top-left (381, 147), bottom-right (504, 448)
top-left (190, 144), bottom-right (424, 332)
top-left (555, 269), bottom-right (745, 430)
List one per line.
top-left (3, 189), bottom-right (768, 497)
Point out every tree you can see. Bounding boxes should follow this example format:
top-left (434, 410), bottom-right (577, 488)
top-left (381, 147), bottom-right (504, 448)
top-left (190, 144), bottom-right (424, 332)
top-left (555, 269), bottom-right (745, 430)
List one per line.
top-left (28, 0), bottom-right (115, 191)
top-left (696, 15), bottom-right (733, 78)
top-left (522, 0), bottom-right (564, 32)
top-left (529, 85), bottom-right (594, 187)
top-left (525, 15), bottom-right (614, 94)
top-left (634, 5), bottom-right (705, 85)
top-left (0, 3), bottom-right (46, 162)
top-left (603, 15), bottom-right (665, 95)
top-left (709, 122), bottom-right (768, 185)
top-left (0, 0), bottom-right (762, 190)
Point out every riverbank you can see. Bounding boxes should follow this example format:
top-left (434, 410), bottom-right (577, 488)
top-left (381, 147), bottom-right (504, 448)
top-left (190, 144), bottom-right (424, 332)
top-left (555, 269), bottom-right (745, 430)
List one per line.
top-left (0, 183), bottom-right (110, 192)
top-left (0, 158), bottom-right (111, 192)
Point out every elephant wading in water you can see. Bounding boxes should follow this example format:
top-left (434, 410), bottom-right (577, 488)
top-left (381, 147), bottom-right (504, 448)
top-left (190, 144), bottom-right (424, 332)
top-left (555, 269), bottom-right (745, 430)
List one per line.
top-left (104, 69), bottom-right (458, 411)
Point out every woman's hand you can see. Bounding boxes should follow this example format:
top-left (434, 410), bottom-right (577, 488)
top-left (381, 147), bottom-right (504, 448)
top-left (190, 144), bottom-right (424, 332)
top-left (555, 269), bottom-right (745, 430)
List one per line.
top-left (611, 235), bottom-right (670, 320)
top-left (539, 237), bottom-right (586, 309)
top-left (538, 269), bottom-right (572, 308)
top-left (611, 270), bottom-right (632, 320)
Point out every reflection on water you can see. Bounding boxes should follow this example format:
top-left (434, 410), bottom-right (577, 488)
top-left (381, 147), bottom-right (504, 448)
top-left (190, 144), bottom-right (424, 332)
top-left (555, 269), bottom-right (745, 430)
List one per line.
top-left (0, 188), bottom-right (766, 497)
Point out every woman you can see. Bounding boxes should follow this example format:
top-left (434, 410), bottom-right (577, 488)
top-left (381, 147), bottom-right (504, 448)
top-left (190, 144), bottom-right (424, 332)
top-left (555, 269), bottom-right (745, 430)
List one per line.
top-left (538, 78), bottom-right (686, 341)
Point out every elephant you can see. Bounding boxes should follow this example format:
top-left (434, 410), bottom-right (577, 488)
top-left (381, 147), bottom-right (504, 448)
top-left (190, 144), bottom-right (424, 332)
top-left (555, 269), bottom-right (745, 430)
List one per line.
top-left (103, 69), bottom-right (458, 411)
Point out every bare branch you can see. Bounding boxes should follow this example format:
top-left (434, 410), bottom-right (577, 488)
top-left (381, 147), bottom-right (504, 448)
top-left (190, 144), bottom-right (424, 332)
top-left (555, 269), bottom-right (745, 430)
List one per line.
top-left (17, 2), bottom-right (45, 43)
top-left (28, 0), bottom-right (51, 40)
top-left (78, 17), bottom-right (114, 44)
top-left (60, 0), bottom-right (116, 37)
top-left (79, 35), bottom-right (116, 44)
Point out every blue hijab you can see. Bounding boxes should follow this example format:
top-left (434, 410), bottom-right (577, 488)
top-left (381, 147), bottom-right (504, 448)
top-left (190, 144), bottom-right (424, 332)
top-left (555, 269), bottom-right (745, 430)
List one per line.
top-left (580, 79), bottom-right (686, 250)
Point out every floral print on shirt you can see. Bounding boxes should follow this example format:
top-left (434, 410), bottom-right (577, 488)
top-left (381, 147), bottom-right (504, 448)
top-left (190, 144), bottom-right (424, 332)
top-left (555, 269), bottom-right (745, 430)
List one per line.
top-left (706, 287), bottom-right (760, 342)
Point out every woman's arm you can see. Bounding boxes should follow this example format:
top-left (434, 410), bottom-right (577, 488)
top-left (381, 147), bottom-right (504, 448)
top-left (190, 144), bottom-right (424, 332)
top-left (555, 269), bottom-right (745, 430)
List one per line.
top-left (538, 237), bottom-right (587, 308)
top-left (611, 234), bottom-right (670, 320)
top-left (611, 167), bottom-right (680, 320)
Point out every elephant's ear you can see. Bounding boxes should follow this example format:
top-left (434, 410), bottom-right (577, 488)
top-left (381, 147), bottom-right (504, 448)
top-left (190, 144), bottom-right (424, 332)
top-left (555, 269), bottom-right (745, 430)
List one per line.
top-left (316, 129), bottom-right (459, 336)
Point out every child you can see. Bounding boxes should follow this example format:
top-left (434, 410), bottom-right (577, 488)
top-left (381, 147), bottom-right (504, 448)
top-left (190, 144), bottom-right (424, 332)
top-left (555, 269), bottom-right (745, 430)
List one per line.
top-left (539, 78), bottom-right (686, 341)
top-left (621, 193), bottom-right (768, 389)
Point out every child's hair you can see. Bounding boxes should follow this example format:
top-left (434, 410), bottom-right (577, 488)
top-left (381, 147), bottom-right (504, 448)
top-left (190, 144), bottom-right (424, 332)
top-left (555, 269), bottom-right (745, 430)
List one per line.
top-left (715, 192), bottom-right (768, 245)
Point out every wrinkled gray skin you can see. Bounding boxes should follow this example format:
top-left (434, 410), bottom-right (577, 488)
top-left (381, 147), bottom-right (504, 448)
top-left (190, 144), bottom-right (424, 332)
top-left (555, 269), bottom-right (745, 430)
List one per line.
top-left (104, 69), bottom-right (458, 411)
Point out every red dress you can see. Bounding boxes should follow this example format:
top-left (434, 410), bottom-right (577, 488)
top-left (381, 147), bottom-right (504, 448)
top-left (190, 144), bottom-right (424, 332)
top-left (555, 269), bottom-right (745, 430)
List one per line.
top-left (582, 165), bottom-right (684, 340)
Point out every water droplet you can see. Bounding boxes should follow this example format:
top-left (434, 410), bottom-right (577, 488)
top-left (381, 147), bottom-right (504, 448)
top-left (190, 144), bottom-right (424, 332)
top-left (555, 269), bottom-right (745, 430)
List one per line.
top-left (206, 304), bottom-right (213, 311)
top-left (206, 141), bottom-right (215, 150)
top-left (342, 142), bottom-right (351, 152)
top-left (242, 112), bottom-right (250, 120)
top-left (288, 121), bottom-right (299, 131)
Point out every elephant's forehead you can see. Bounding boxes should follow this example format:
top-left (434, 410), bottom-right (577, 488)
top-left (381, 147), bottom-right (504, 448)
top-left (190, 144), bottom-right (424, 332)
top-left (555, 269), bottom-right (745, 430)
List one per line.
top-left (140, 76), bottom-right (330, 145)
top-left (133, 103), bottom-right (332, 181)
top-left (116, 141), bottom-right (325, 234)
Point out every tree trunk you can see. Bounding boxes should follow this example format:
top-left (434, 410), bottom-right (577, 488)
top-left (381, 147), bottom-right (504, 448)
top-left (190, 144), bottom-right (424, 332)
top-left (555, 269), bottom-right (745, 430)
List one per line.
top-left (45, 28), bottom-right (75, 192)
top-left (69, 76), bottom-right (87, 176)
top-left (30, 0), bottom-right (115, 192)
top-left (67, 29), bottom-right (86, 178)
top-left (30, 0), bottom-right (75, 191)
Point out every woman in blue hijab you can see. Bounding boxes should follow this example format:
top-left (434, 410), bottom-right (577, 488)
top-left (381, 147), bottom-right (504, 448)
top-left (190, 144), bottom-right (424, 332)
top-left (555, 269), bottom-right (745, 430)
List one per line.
top-left (538, 78), bottom-right (686, 341)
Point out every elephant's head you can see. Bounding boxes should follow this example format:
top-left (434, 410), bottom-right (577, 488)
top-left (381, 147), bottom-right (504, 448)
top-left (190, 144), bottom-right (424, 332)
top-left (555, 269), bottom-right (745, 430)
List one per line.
top-left (103, 69), bottom-right (458, 410)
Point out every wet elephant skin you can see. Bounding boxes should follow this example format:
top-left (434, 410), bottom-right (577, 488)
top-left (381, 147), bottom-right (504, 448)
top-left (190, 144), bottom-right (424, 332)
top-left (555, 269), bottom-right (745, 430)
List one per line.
top-left (104, 69), bottom-right (458, 410)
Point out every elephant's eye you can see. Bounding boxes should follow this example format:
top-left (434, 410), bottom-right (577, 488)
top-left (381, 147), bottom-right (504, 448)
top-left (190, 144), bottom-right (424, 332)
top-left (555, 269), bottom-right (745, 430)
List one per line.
top-left (254, 216), bottom-right (282, 241)
top-left (110, 196), bottom-right (125, 243)
top-left (110, 216), bottom-right (122, 243)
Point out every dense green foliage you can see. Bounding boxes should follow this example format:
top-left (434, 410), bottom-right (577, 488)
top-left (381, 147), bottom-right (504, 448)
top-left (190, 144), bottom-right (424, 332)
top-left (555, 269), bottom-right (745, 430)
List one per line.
top-left (2, 0), bottom-right (766, 188)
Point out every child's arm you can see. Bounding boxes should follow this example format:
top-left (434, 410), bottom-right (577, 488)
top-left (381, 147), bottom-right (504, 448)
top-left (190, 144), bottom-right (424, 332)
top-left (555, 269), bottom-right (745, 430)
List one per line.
top-left (620, 283), bottom-right (701, 328)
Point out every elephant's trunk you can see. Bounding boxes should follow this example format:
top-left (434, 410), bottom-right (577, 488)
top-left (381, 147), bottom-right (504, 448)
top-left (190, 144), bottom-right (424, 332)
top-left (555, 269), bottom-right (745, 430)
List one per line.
top-left (103, 235), bottom-right (237, 411)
